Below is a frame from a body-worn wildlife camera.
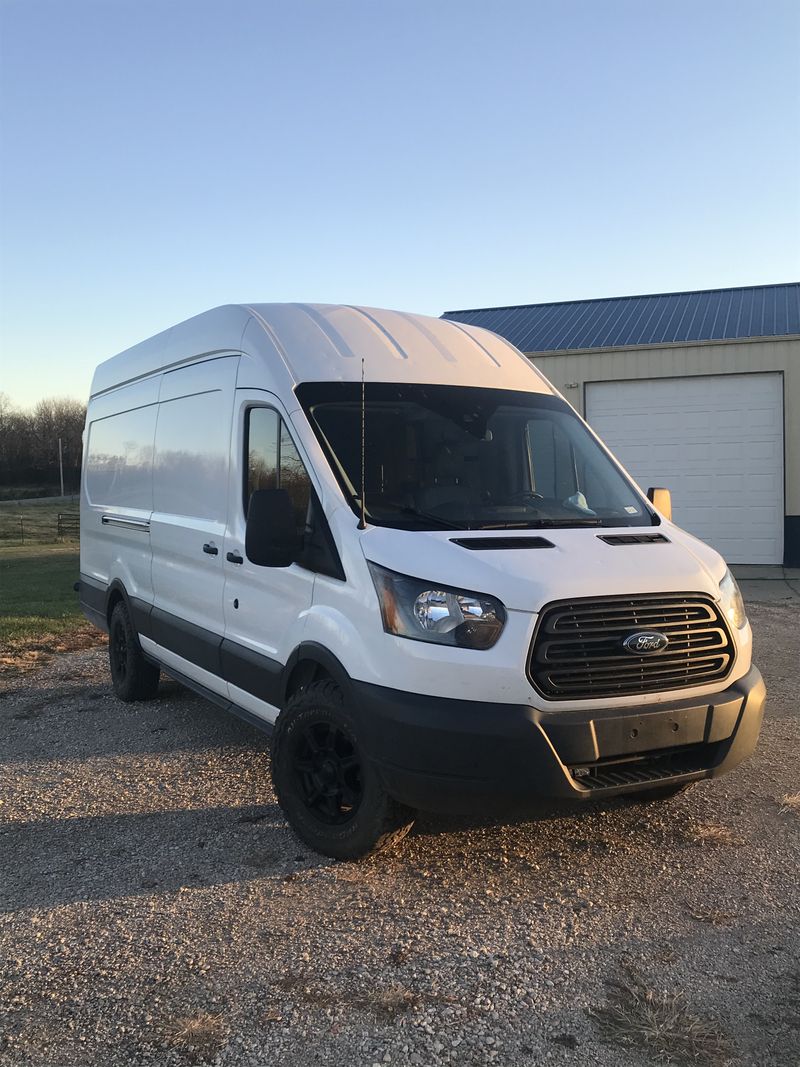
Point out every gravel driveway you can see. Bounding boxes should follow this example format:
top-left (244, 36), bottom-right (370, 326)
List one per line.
top-left (1, 602), bottom-right (798, 1067)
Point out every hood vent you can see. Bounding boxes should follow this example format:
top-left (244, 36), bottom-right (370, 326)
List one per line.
top-left (598, 533), bottom-right (670, 546)
top-left (450, 536), bottom-right (555, 551)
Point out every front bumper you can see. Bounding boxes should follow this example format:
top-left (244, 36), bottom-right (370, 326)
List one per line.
top-left (353, 666), bottom-right (765, 813)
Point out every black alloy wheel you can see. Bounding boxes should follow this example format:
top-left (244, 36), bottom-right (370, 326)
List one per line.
top-left (292, 721), bottom-right (363, 825)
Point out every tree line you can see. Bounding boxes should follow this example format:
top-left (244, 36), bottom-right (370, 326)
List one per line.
top-left (0, 393), bottom-right (86, 496)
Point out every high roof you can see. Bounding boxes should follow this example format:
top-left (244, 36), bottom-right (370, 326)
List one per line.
top-left (442, 282), bottom-right (800, 354)
top-left (91, 303), bottom-right (550, 397)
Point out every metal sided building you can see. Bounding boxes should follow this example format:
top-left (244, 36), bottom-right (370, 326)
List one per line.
top-left (443, 283), bottom-right (800, 567)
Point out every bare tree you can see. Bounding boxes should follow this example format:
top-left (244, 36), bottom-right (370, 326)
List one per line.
top-left (30, 397), bottom-right (85, 467)
top-left (0, 395), bottom-right (86, 493)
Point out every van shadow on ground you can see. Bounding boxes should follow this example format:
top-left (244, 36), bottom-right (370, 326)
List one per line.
top-left (0, 803), bottom-right (302, 913)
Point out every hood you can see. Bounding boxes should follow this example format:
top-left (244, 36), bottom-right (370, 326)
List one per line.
top-left (360, 523), bottom-right (727, 612)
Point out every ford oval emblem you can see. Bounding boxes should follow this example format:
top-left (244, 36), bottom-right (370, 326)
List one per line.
top-left (622, 630), bottom-right (669, 655)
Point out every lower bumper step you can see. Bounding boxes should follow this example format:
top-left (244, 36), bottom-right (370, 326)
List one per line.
top-left (570, 746), bottom-right (711, 790)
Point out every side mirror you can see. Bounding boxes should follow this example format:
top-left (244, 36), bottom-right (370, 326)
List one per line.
top-left (647, 487), bottom-right (672, 521)
top-left (245, 488), bottom-right (301, 567)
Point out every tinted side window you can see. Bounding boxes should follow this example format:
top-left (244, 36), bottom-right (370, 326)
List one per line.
top-left (246, 408), bottom-right (311, 534)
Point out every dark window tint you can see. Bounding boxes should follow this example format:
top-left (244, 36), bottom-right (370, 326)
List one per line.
top-left (297, 383), bottom-right (653, 530)
top-left (245, 408), bottom-right (311, 534)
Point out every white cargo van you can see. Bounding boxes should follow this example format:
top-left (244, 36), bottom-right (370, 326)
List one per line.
top-left (79, 304), bottom-right (765, 859)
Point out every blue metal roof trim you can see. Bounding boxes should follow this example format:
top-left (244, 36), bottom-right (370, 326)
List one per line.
top-left (442, 283), bottom-right (800, 353)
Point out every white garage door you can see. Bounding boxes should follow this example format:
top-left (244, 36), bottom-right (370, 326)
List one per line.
top-left (585, 373), bottom-right (784, 565)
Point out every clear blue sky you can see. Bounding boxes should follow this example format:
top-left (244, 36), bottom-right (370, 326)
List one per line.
top-left (1, 0), bottom-right (798, 407)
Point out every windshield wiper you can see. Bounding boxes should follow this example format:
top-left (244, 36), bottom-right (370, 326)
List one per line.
top-left (369, 503), bottom-right (465, 530)
top-left (480, 517), bottom-right (603, 529)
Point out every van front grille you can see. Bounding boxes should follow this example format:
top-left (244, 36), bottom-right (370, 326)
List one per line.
top-left (529, 593), bottom-right (734, 699)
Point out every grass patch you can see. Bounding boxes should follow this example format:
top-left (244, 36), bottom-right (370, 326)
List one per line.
top-left (685, 823), bottom-right (742, 847)
top-left (590, 967), bottom-right (734, 1065)
top-left (164, 1012), bottom-right (226, 1063)
top-left (371, 983), bottom-right (420, 1018)
top-left (779, 792), bottom-right (800, 815)
top-left (0, 545), bottom-right (103, 672)
top-left (0, 498), bottom-right (79, 546)
top-left (270, 972), bottom-right (425, 1020)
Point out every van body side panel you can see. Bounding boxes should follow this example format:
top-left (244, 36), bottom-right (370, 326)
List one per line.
top-left (149, 357), bottom-right (239, 684)
top-left (80, 377), bottom-right (160, 612)
top-left (89, 306), bottom-right (253, 398)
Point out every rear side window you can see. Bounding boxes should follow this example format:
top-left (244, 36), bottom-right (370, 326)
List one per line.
top-left (246, 408), bottom-right (311, 534)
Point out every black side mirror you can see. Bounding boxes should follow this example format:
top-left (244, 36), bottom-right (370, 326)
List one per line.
top-left (246, 489), bottom-right (300, 567)
top-left (647, 486), bottom-right (672, 521)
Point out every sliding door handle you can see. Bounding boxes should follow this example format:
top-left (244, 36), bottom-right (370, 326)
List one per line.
top-left (202, 543), bottom-right (219, 556)
top-left (226, 551), bottom-right (244, 564)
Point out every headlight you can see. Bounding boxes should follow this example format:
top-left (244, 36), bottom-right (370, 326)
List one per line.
top-left (368, 562), bottom-right (506, 650)
top-left (719, 569), bottom-right (747, 629)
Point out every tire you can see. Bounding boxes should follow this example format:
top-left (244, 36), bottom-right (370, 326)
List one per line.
top-left (108, 601), bottom-right (160, 702)
top-left (271, 679), bottom-right (415, 860)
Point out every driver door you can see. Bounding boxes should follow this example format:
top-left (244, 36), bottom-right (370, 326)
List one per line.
top-left (221, 393), bottom-right (317, 723)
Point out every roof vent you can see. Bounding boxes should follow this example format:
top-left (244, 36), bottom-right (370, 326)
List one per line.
top-left (450, 536), bottom-right (555, 551)
top-left (597, 533), bottom-right (670, 546)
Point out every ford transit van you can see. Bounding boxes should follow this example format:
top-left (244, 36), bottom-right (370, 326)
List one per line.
top-left (79, 304), bottom-right (765, 859)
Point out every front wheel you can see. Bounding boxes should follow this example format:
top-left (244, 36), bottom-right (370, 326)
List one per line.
top-left (108, 601), bottom-right (160, 702)
top-left (271, 680), bottom-right (415, 860)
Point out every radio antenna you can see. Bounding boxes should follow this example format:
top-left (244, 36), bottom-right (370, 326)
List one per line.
top-left (357, 356), bottom-right (367, 530)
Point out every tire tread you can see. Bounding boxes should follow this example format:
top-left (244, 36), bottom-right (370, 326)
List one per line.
top-left (272, 679), bottom-right (414, 860)
top-left (109, 602), bottom-right (160, 702)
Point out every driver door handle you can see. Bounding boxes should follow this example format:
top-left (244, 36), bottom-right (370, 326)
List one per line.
top-left (202, 542), bottom-right (218, 556)
top-left (226, 551), bottom-right (244, 564)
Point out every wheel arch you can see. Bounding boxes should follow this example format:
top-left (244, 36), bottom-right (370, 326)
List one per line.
top-left (106, 579), bottom-right (129, 625)
top-left (104, 580), bottom-right (153, 649)
top-left (280, 642), bottom-right (356, 706)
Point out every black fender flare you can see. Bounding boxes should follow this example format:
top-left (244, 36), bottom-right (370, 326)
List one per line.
top-left (105, 579), bottom-right (153, 644)
top-left (279, 642), bottom-right (358, 709)
top-left (77, 573), bottom-right (135, 635)
top-left (105, 578), bottom-right (132, 623)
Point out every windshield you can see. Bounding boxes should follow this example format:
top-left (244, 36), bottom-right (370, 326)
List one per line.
top-left (297, 383), bottom-right (656, 530)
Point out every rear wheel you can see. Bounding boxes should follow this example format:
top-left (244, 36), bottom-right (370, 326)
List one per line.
top-left (108, 601), bottom-right (160, 702)
top-left (271, 680), bottom-right (415, 860)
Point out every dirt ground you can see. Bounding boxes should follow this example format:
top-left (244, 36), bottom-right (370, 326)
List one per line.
top-left (0, 601), bottom-right (798, 1067)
